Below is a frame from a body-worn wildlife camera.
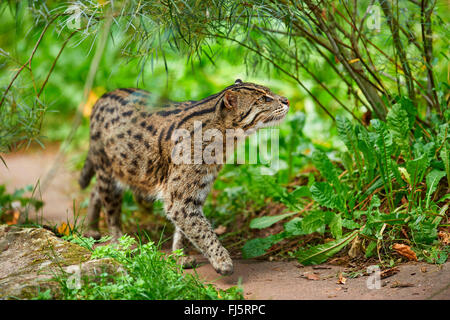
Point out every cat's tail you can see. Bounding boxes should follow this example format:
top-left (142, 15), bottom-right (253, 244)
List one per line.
top-left (79, 150), bottom-right (95, 189)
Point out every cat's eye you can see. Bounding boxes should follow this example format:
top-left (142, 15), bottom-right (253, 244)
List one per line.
top-left (264, 96), bottom-right (273, 103)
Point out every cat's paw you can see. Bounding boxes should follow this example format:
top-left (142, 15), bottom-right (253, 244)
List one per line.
top-left (211, 253), bottom-right (234, 276)
top-left (214, 260), bottom-right (234, 276)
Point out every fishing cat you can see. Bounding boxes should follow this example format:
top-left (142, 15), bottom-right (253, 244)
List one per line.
top-left (79, 79), bottom-right (289, 275)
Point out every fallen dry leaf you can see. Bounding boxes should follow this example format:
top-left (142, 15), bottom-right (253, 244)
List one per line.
top-left (348, 235), bottom-right (362, 258)
top-left (312, 266), bottom-right (331, 270)
top-left (380, 267), bottom-right (399, 279)
top-left (328, 257), bottom-right (349, 266)
top-left (304, 272), bottom-right (320, 281)
top-left (362, 109), bottom-right (372, 126)
top-left (390, 280), bottom-right (414, 288)
top-left (392, 243), bottom-right (418, 261)
top-left (337, 272), bottom-right (347, 285)
top-left (438, 231), bottom-right (450, 245)
top-left (6, 210), bottom-right (20, 225)
top-left (214, 225), bottom-right (227, 235)
top-left (57, 222), bottom-right (73, 236)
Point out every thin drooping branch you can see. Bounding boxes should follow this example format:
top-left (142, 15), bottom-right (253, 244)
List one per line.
top-left (37, 30), bottom-right (78, 98)
top-left (421, 0), bottom-right (440, 112)
top-left (311, 42), bottom-right (371, 111)
top-left (303, 0), bottom-right (387, 119)
top-left (337, 2), bottom-right (390, 98)
top-left (39, 13), bottom-right (114, 194)
top-left (261, 29), bottom-right (363, 124)
top-left (256, 25), bottom-right (373, 112)
top-left (378, 0), bottom-right (416, 106)
top-left (208, 32), bottom-right (336, 121)
top-left (0, 15), bottom-right (60, 109)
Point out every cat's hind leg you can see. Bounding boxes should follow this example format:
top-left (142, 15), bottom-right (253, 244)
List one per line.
top-left (96, 170), bottom-right (124, 242)
top-left (83, 183), bottom-right (102, 240)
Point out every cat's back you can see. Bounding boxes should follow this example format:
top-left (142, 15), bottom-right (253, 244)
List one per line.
top-left (88, 88), bottom-right (190, 189)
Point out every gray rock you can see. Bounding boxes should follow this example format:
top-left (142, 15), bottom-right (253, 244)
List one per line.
top-left (0, 225), bottom-right (120, 299)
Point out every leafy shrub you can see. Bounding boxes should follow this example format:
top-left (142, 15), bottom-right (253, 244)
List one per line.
top-left (243, 100), bottom-right (449, 265)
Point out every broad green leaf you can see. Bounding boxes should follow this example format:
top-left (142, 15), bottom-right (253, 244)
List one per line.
top-left (370, 194), bottom-right (381, 209)
top-left (291, 185), bottom-right (311, 199)
top-left (284, 217), bottom-right (304, 236)
top-left (336, 116), bottom-right (356, 152)
top-left (406, 154), bottom-right (428, 188)
top-left (371, 119), bottom-right (394, 159)
top-left (438, 193), bottom-right (450, 203)
top-left (328, 213), bottom-right (342, 239)
top-left (242, 233), bottom-right (285, 259)
top-left (250, 170), bottom-right (301, 211)
top-left (365, 241), bottom-right (377, 258)
top-left (371, 119), bottom-right (395, 197)
top-left (301, 211), bottom-right (327, 234)
top-left (398, 97), bottom-right (417, 129)
top-left (336, 116), bottom-right (358, 157)
top-left (357, 129), bottom-right (377, 179)
top-left (425, 170), bottom-right (446, 206)
top-left (336, 116), bottom-right (364, 175)
top-left (284, 212), bottom-right (338, 237)
top-left (409, 221), bottom-right (438, 245)
top-left (412, 141), bottom-right (435, 165)
top-left (311, 150), bottom-right (341, 191)
top-left (398, 167), bottom-right (410, 184)
top-left (249, 212), bottom-right (296, 230)
top-left (440, 141), bottom-right (450, 188)
top-left (387, 103), bottom-right (410, 156)
top-left (342, 219), bottom-right (361, 230)
top-left (437, 123), bottom-right (449, 146)
top-left (296, 230), bottom-right (359, 265)
top-left (310, 182), bottom-right (345, 212)
top-left (340, 151), bottom-right (354, 174)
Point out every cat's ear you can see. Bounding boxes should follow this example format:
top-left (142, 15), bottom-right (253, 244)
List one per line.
top-left (223, 90), bottom-right (238, 109)
top-left (234, 79), bottom-right (243, 85)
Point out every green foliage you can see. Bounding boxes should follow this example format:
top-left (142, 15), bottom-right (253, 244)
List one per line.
top-left (249, 212), bottom-right (296, 230)
top-left (386, 103), bottom-right (410, 157)
top-left (0, 1), bottom-right (448, 284)
top-left (0, 184), bottom-right (43, 222)
top-left (243, 108), bottom-right (449, 265)
top-left (242, 233), bottom-right (285, 259)
top-left (55, 235), bottom-right (243, 300)
top-left (2, 0), bottom-right (448, 152)
top-left (296, 231), bottom-right (359, 265)
top-left (310, 182), bottom-right (345, 213)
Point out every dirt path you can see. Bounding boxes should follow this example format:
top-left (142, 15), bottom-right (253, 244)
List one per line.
top-left (186, 257), bottom-right (450, 300)
top-left (1, 148), bottom-right (449, 300)
top-left (0, 146), bottom-right (79, 225)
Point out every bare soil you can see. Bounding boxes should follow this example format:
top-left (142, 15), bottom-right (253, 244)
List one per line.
top-left (0, 145), bottom-right (80, 225)
top-left (1, 147), bottom-right (449, 300)
top-left (186, 256), bottom-right (450, 300)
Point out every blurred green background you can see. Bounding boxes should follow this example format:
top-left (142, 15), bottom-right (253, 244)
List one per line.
top-left (0, 1), bottom-right (448, 267)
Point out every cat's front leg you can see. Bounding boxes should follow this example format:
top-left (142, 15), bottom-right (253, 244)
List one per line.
top-left (172, 227), bottom-right (197, 268)
top-left (164, 195), bottom-right (233, 276)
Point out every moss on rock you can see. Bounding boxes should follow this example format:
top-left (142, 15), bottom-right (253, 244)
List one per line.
top-left (0, 225), bottom-right (119, 299)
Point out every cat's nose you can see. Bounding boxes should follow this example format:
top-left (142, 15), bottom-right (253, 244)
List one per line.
top-left (281, 97), bottom-right (289, 106)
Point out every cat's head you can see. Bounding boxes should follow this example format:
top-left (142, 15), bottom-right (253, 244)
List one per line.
top-left (218, 79), bottom-right (289, 134)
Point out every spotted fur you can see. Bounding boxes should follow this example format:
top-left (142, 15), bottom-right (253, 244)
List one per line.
top-left (80, 79), bottom-right (289, 275)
